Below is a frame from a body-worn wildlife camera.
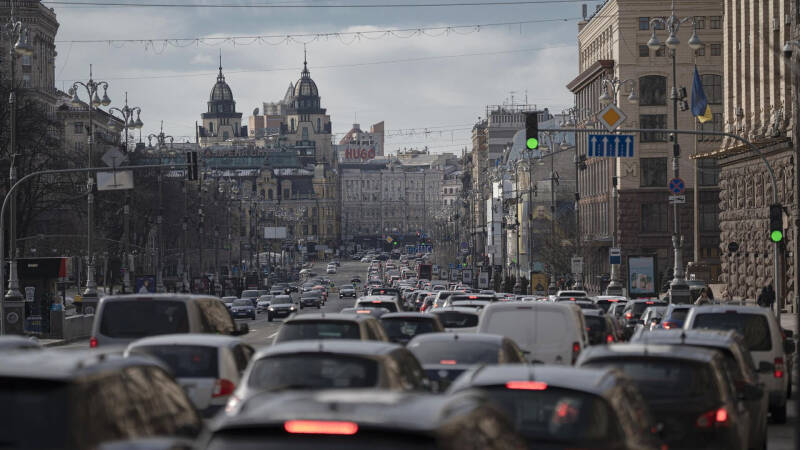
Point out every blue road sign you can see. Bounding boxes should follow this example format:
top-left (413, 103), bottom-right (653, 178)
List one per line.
top-left (588, 134), bottom-right (635, 158)
top-left (668, 178), bottom-right (686, 195)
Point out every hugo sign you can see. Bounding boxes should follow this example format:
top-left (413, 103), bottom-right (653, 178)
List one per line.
top-left (344, 147), bottom-right (376, 161)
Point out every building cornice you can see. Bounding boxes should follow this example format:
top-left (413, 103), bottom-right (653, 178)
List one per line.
top-left (567, 59), bottom-right (614, 93)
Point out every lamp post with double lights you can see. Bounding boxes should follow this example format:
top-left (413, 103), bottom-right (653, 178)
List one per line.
top-left (598, 77), bottom-right (638, 295)
top-left (538, 131), bottom-right (570, 294)
top-left (107, 93), bottom-right (143, 293)
top-left (70, 65), bottom-right (111, 303)
top-left (648, 3), bottom-right (704, 303)
top-left (146, 122), bottom-right (174, 293)
top-left (2, 8), bottom-right (34, 311)
top-left (561, 107), bottom-right (591, 290)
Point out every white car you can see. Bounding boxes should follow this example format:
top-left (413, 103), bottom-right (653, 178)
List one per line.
top-left (256, 295), bottom-right (274, 312)
top-left (326, 266), bottom-right (337, 274)
top-left (124, 334), bottom-right (255, 417)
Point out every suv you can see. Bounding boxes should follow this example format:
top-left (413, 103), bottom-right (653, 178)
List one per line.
top-left (0, 350), bottom-right (202, 449)
top-left (684, 305), bottom-right (796, 422)
top-left (273, 313), bottom-right (389, 343)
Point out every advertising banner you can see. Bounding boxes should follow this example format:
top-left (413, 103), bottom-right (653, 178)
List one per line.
top-left (135, 276), bottom-right (156, 294)
top-left (628, 256), bottom-right (656, 297)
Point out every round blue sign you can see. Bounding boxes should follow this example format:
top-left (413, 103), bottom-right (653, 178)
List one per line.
top-left (668, 178), bottom-right (685, 195)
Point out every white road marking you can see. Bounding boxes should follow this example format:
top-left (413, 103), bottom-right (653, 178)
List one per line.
top-left (268, 332), bottom-right (279, 338)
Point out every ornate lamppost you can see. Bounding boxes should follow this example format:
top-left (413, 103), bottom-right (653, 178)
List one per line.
top-left (146, 121), bottom-right (174, 293)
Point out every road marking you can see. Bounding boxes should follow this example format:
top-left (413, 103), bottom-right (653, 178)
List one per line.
top-left (268, 332), bottom-right (278, 338)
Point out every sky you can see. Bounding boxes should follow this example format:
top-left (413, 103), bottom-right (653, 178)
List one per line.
top-left (49, 0), bottom-right (606, 154)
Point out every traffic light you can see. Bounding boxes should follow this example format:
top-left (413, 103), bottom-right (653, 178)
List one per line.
top-left (186, 151), bottom-right (199, 181)
top-left (525, 112), bottom-right (539, 150)
top-left (769, 204), bottom-right (783, 242)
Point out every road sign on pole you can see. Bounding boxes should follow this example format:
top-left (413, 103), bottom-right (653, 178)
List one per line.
top-left (588, 134), bottom-right (635, 157)
top-left (668, 178), bottom-right (686, 195)
top-left (668, 195), bottom-right (686, 204)
top-left (597, 103), bottom-right (627, 132)
top-left (609, 248), bottom-right (621, 265)
top-left (571, 256), bottom-right (584, 274)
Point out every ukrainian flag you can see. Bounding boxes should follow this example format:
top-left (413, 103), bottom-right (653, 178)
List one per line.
top-left (691, 66), bottom-right (713, 123)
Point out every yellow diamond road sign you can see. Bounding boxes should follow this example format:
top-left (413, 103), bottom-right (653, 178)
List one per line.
top-left (598, 103), bottom-right (627, 132)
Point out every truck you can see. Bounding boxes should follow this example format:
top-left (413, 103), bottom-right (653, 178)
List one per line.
top-left (417, 264), bottom-right (433, 280)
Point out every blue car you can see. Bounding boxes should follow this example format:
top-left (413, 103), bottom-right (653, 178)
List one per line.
top-left (230, 299), bottom-right (256, 320)
top-left (660, 304), bottom-right (694, 330)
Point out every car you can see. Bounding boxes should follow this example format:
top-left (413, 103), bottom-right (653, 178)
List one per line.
top-left (571, 299), bottom-right (602, 310)
top-left (90, 294), bottom-right (248, 348)
top-left (326, 266), bottom-right (337, 274)
top-left (407, 332), bottom-right (526, 391)
top-left (273, 313), bottom-right (389, 343)
top-left (220, 296), bottom-right (237, 309)
top-left (125, 334), bottom-right (255, 417)
top-left (0, 335), bottom-right (42, 351)
top-left (630, 329), bottom-right (769, 449)
top-left (256, 295), bottom-right (274, 313)
top-left (266, 295), bottom-right (297, 321)
top-left (351, 277), bottom-right (362, 284)
top-left (478, 301), bottom-right (588, 365)
top-left (592, 295), bottom-right (628, 312)
top-left (269, 286), bottom-right (286, 296)
top-left (379, 312), bottom-right (445, 345)
top-left (0, 350), bottom-right (202, 449)
top-left (683, 305), bottom-right (797, 423)
top-left (449, 299), bottom-right (492, 310)
top-left (619, 299), bottom-right (668, 339)
top-left (633, 306), bottom-right (667, 334)
top-left (448, 364), bottom-right (665, 450)
top-left (577, 344), bottom-right (750, 450)
top-left (581, 309), bottom-right (620, 345)
top-left (204, 390), bottom-right (524, 449)
top-left (230, 299), bottom-right (257, 320)
top-left (240, 290), bottom-right (262, 307)
top-left (311, 285), bottom-right (329, 303)
top-left (355, 295), bottom-right (402, 312)
top-left (367, 287), bottom-right (402, 302)
top-left (339, 284), bottom-right (357, 298)
top-left (224, 340), bottom-right (430, 415)
top-left (659, 304), bottom-right (693, 330)
top-left (554, 290), bottom-right (589, 300)
top-left (299, 291), bottom-right (323, 309)
top-left (427, 307), bottom-right (481, 333)
top-left (360, 257), bottom-right (370, 262)
top-left (340, 307), bottom-right (392, 318)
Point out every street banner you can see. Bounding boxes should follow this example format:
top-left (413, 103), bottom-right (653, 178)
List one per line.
top-left (478, 272), bottom-right (489, 289)
top-left (628, 256), bottom-right (656, 297)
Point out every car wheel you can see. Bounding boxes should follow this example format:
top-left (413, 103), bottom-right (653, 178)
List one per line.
top-left (769, 403), bottom-right (787, 424)
top-left (267, 314), bottom-right (273, 322)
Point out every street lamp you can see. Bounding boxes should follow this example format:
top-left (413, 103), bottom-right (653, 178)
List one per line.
top-left (71, 65), bottom-right (111, 303)
top-left (598, 77), bottom-right (638, 296)
top-left (108, 93), bottom-right (143, 294)
top-left (561, 107), bottom-right (591, 290)
top-left (146, 121), bottom-right (174, 292)
top-left (649, 3), bottom-right (702, 304)
top-left (3, 6), bottom-right (34, 309)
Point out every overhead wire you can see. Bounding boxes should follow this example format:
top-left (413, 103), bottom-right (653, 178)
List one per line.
top-left (45, 0), bottom-right (599, 9)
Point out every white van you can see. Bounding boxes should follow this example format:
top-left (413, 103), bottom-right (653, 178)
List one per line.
top-left (683, 305), bottom-right (796, 423)
top-left (477, 301), bottom-right (588, 365)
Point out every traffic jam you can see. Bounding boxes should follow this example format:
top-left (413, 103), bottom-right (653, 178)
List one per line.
top-left (0, 251), bottom-right (797, 450)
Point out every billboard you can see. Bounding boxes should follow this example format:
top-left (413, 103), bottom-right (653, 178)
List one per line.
top-left (135, 276), bottom-right (156, 293)
top-left (264, 227), bottom-right (288, 239)
top-left (628, 256), bottom-right (657, 297)
top-left (342, 147), bottom-right (377, 161)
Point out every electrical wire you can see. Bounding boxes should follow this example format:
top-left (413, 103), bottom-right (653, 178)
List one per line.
top-left (45, 0), bottom-right (598, 9)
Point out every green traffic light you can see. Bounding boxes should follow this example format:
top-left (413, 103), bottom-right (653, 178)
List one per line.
top-left (526, 137), bottom-right (539, 150)
top-left (771, 230), bottom-right (783, 242)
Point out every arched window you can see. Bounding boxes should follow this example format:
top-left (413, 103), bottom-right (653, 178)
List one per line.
top-left (638, 75), bottom-right (667, 106)
top-left (290, 118), bottom-right (295, 131)
top-left (701, 74), bottom-right (723, 104)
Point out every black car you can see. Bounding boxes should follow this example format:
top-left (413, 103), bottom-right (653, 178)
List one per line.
top-left (0, 350), bottom-right (202, 449)
top-left (380, 312), bottom-right (445, 345)
top-left (448, 364), bottom-right (664, 450)
top-left (582, 309), bottom-right (620, 345)
top-left (266, 295), bottom-right (297, 321)
top-left (274, 314), bottom-right (389, 343)
top-left (577, 344), bottom-right (751, 450)
top-left (407, 332), bottom-right (525, 391)
top-left (300, 292), bottom-right (323, 309)
top-left (230, 299), bottom-right (257, 320)
top-left (203, 390), bottom-right (523, 449)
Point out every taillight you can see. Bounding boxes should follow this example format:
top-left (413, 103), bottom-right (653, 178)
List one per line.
top-left (213, 378), bottom-right (236, 398)
top-left (696, 407), bottom-right (729, 428)
top-left (624, 312), bottom-right (633, 320)
top-left (439, 360), bottom-right (457, 365)
top-left (662, 321), bottom-right (673, 330)
top-left (571, 342), bottom-right (580, 364)
top-left (506, 381), bottom-right (548, 390)
top-left (284, 420), bottom-right (359, 435)
top-left (606, 334), bottom-right (614, 344)
top-left (774, 357), bottom-right (785, 378)
top-left (89, 336), bottom-right (98, 348)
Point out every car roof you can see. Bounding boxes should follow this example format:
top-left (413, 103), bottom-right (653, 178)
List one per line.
top-left (631, 329), bottom-right (744, 350)
top-left (0, 349), bottom-right (168, 381)
top-left (254, 340), bottom-right (401, 360)
top-left (283, 313), bottom-right (366, 323)
top-left (408, 332), bottom-right (505, 345)
top-left (453, 364), bottom-right (624, 397)
top-left (357, 295), bottom-right (398, 302)
top-left (581, 309), bottom-right (606, 317)
top-left (125, 333), bottom-right (243, 348)
top-left (380, 312), bottom-right (437, 320)
top-left (688, 305), bottom-right (772, 314)
top-left (628, 299), bottom-right (667, 304)
top-left (429, 307), bottom-right (480, 315)
top-left (99, 293), bottom-right (214, 303)
top-left (580, 343), bottom-right (720, 364)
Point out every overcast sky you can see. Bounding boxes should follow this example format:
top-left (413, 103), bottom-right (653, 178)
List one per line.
top-left (50, 0), bottom-right (605, 154)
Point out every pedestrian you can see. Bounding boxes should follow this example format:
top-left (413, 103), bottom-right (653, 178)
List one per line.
top-left (694, 288), bottom-right (712, 305)
top-left (757, 284), bottom-right (776, 308)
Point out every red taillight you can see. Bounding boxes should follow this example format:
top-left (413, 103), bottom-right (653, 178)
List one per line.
top-left (696, 408), bottom-right (729, 428)
top-left (569, 297), bottom-right (576, 301)
top-left (284, 420), bottom-right (359, 435)
top-left (662, 321), bottom-right (673, 330)
top-left (774, 357), bottom-right (785, 378)
top-left (506, 381), bottom-right (548, 390)
top-left (213, 378), bottom-right (236, 398)
top-left (645, 301), bottom-right (655, 304)
top-left (624, 312), bottom-right (633, 320)
top-left (572, 342), bottom-right (580, 364)
top-left (89, 336), bottom-right (98, 348)
top-left (439, 360), bottom-right (457, 365)
top-left (468, 296), bottom-right (478, 299)
top-left (606, 334), bottom-right (614, 344)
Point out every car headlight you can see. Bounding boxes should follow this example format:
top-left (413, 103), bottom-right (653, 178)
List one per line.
top-left (268, 306), bottom-right (275, 311)
top-left (289, 306), bottom-right (296, 310)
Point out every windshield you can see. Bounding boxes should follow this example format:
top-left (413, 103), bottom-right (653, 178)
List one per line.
top-left (356, 301), bottom-right (398, 312)
top-left (431, 311), bottom-right (478, 328)
top-left (0, 379), bottom-right (69, 448)
top-left (276, 321), bottom-right (361, 342)
top-left (408, 341), bottom-right (500, 365)
top-left (483, 387), bottom-right (622, 444)
top-left (247, 354), bottom-right (379, 390)
top-left (631, 302), bottom-right (666, 316)
top-left (380, 318), bottom-right (438, 342)
top-left (131, 345), bottom-right (219, 377)
top-left (273, 297), bottom-right (293, 305)
top-left (666, 308), bottom-right (691, 321)
top-left (100, 300), bottom-right (189, 338)
top-left (691, 313), bottom-right (772, 351)
top-left (233, 300), bottom-right (252, 306)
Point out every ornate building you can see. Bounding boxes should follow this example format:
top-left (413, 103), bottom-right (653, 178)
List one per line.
top-left (198, 58), bottom-right (245, 147)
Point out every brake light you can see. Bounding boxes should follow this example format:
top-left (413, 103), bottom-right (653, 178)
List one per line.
top-left (645, 301), bottom-right (655, 304)
top-left (572, 342), bottom-right (580, 364)
top-left (774, 357), bottom-right (785, 378)
top-left (212, 378), bottom-right (236, 398)
top-left (696, 408), bottom-right (729, 428)
top-left (506, 381), bottom-right (548, 390)
top-left (569, 297), bottom-right (576, 301)
top-left (468, 296), bottom-right (478, 299)
top-left (89, 336), bottom-right (98, 348)
top-left (608, 299), bottom-right (619, 302)
top-left (439, 360), bottom-right (457, 365)
top-left (606, 334), bottom-right (614, 344)
top-left (625, 312), bottom-right (633, 320)
top-left (662, 321), bottom-right (674, 330)
top-left (284, 420), bottom-right (359, 435)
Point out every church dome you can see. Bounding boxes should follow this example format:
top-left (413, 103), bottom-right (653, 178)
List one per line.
top-left (210, 68), bottom-right (234, 102)
top-left (294, 59), bottom-right (319, 98)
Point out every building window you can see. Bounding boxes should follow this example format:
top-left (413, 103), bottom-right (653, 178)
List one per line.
top-left (74, 122), bottom-right (83, 134)
top-left (700, 191), bottom-right (719, 232)
top-left (710, 43), bottom-right (722, 56)
top-left (698, 159), bottom-right (719, 186)
top-left (639, 114), bottom-right (667, 142)
top-left (209, 122), bottom-right (214, 133)
top-left (639, 75), bottom-right (667, 105)
top-left (694, 45), bottom-right (705, 56)
top-left (316, 118), bottom-right (321, 131)
top-left (639, 17), bottom-right (650, 30)
top-left (701, 74), bottom-right (722, 104)
top-left (639, 45), bottom-right (649, 57)
top-left (640, 158), bottom-right (667, 188)
top-left (283, 189), bottom-right (289, 199)
top-left (641, 203), bottom-right (668, 233)
top-left (223, 131), bottom-right (229, 139)
top-left (267, 189), bottom-right (273, 200)
top-left (22, 73), bottom-right (30, 88)
top-left (694, 16), bottom-right (705, 29)
top-left (710, 16), bottom-right (721, 29)
top-left (302, 127), bottom-right (308, 139)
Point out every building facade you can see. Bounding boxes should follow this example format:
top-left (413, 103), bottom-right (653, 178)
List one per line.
top-left (337, 122), bottom-right (385, 163)
top-left (198, 62), bottom-right (246, 147)
top-left (567, 0), bottom-right (724, 294)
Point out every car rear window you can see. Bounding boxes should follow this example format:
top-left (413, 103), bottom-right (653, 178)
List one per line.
top-left (131, 345), bottom-right (219, 378)
top-left (667, 308), bottom-right (691, 321)
top-left (483, 386), bottom-right (621, 444)
top-left (100, 300), bottom-right (189, 338)
top-left (691, 313), bottom-right (772, 351)
top-left (0, 379), bottom-right (69, 448)
top-left (584, 315), bottom-right (607, 334)
top-left (357, 301), bottom-right (398, 312)
top-left (273, 296), bottom-right (293, 305)
top-left (207, 431), bottom-right (438, 450)
top-left (583, 358), bottom-right (720, 403)
top-left (431, 311), bottom-right (478, 328)
top-left (277, 321), bottom-right (361, 341)
top-left (632, 302), bottom-right (666, 316)
top-left (450, 294), bottom-right (494, 302)
top-left (408, 341), bottom-right (501, 365)
top-left (234, 300), bottom-right (252, 307)
top-left (380, 318), bottom-right (437, 342)
top-left (248, 354), bottom-right (379, 390)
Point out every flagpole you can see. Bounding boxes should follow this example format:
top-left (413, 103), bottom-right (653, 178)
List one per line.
top-left (693, 116), bottom-right (700, 266)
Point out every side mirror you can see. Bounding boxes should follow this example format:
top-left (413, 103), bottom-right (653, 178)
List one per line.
top-left (784, 339), bottom-right (796, 355)
top-left (737, 382), bottom-right (764, 402)
top-left (757, 361), bottom-right (775, 373)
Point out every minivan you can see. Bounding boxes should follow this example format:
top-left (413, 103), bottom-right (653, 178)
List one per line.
top-left (477, 301), bottom-right (588, 364)
top-left (90, 294), bottom-right (248, 348)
